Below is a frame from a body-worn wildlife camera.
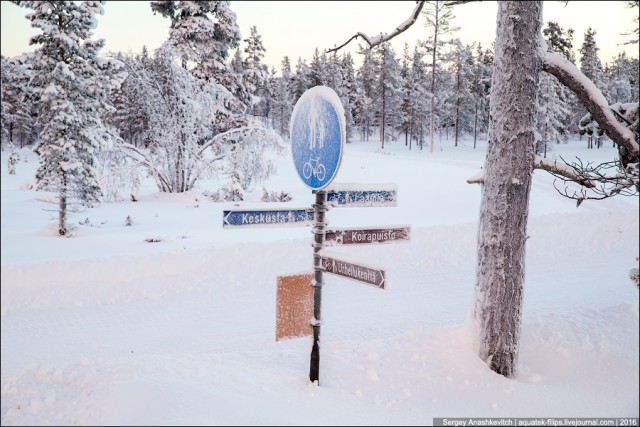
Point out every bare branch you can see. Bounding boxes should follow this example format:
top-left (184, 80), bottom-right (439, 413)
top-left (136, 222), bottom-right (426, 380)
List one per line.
top-left (326, 1), bottom-right (426, 53)
top-left (544, 156), bottom-right (639, 204)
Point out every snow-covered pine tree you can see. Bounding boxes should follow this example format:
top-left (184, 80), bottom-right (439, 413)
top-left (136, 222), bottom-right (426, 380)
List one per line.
top-left (339, 52), bottom-right (357, 142)
top-left (150, 0), bottom-right (249, 113)
top-left (243, 26), bottom-right (269, 118)
top-left (449, 40), bottom-right (475, 147)
top-left (309, 48), bottom-right (327, 87)
top-left (579, 27), bottom-right (607, 147)
top-left (536, 71), bottom-right (568, 157)
top-left (1, 55), bottom-right (36, 150)
top-left (605, 52), bottom-right (637, 105)
top-left (471, 1), bottom-right (542, 378)
top-left (541, 21), bottom-right (575, 143)
top-left (14, 0), bottom-right (123, 236)
top-left (292, 57), bottom-right (312, 101)
top-left (355, 45), bottom-right (377, 142)
top-left (372, 42), bottom-right (403, 149)
top-left (469, 43), bottom-right (491, 149)
top-left (410, 46), bottom-right (430, 150)
top-left (270, 57), bottom-right (294, 138)
top-left (421, 0), bottom-right (459, 153)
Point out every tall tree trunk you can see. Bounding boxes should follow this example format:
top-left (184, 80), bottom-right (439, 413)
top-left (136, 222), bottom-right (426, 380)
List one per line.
top-left (473, 102), bottom-right (478, 149)
top-left (59, 174), bottom-right (68, 236)
top-left (471, 1), bottom-right (542, 378)
top-left (429, 6), bottom-right (439, 154)
top-left (455, 61), bottom-right (461, 147)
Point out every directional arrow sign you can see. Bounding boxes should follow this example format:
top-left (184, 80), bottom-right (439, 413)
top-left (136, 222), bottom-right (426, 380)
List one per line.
top-left (320, 253), bottom-right (386, 289)
top-left (326, 183), bottom-right (398, 208)
top-left (324, 225), bottom-right (410, 246)
top-left (223, 209), bottom-right (314, 228)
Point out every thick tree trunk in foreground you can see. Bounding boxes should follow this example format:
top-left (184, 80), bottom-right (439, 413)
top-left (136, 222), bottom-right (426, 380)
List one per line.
top-left (472, 1), bottom-right (542, 378)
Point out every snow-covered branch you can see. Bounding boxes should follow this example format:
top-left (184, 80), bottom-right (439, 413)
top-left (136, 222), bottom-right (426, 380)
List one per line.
top-left (118, 142), bottom-right (174, 192)
top-left (533, 155), bottom-right (595, 188)
top-left (466, 157), bottom-right (593, 187)
top-left (326, 1), bottom-right (425, 53)
top-left (539, 47), bottom-right (639, 162)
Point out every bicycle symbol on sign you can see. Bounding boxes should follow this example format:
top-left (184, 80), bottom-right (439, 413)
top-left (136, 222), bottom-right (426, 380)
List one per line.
top-left (303, 155), bottom-right (326, 181)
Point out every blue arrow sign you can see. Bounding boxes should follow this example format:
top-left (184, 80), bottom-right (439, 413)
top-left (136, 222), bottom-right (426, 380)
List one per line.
top-left (223, 209), bottom-right (314, 228)
top-left (290, 86), bottom-right (345, 190)
top-left (326, 184), bottom-right (398, 207)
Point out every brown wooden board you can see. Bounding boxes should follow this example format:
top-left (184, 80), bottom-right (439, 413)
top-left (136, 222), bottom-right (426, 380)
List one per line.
top-left (324, 225), bottom-right (410, 246)
top-left (276, 273), bottom-right (314, 341)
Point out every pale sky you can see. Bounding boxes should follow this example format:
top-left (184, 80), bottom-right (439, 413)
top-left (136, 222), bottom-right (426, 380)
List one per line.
top-left (1, 1), bottom-right (637, 71)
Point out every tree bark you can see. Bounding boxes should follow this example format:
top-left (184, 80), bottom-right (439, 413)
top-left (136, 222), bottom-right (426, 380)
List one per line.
top-left (472, 1), bottom-right (542, 378)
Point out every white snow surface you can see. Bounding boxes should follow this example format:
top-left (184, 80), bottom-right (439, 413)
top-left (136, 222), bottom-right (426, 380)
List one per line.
top-left (1, 138), bottom-right (639, 425)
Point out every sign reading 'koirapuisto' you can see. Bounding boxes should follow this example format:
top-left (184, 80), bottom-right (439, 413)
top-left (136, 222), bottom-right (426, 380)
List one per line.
top-left (324, 225), bottom-right (410, 246)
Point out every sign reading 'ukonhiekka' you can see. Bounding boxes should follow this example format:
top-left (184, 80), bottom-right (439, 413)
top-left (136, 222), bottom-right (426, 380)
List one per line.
top-left (320, 254), bottom-right (386, 289)
top-left (223, 209), bottom-right (314, 228)
top-left (326, 183), bottom-right (398, 208)
top-left (324, 225), bottom-right (411, 246)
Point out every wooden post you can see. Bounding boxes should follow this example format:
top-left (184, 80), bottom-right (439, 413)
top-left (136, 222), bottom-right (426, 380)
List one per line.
top-left (309, 190), bottom-right (327, 384)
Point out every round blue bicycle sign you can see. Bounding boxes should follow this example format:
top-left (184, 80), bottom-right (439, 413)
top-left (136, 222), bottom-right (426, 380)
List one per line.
top-left (290, 86), bottom-right (345, 190)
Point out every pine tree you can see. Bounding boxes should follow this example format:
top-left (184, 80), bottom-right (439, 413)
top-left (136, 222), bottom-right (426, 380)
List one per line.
top-left (309, 48), bottom-right (329, 87)
top-left (421, 0), bottom-right (459, 152)
top-left (1, 55), bottom-right (37, 149)
top-left (472, 1), bottom-right (542, 378)
top-left (292, 57), bottom-right (312, 101)
top-left (579, 28), bottom-right (604, 86)
top-left (150, 1), bottom-right (249, 111)
top-left (355, 45), bottom-right (377, 142)
top-left (536, 21), bottom-right (574, 153)
top-left (543, 21), bottom-right (575, 63)
top-left (469, 43), bottom-right (491, 149)
top-left (579, 27), bottom-right (606, 147)
top-left (14, 1), bottom-right (123, 236)
top-left (270, 57), bottom-right (294, 138)
top-left (243, 26), bottom-right (269, 118)
top-left (449, 40), bottom-right (475, 147)
top-left (372, 42), bottom-right (403, 149)
top-left (339, 53), bottom-right (357, 142)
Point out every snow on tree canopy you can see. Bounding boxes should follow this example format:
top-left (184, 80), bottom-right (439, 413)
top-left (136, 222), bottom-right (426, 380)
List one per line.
top-left (290, 86), bottom-right (346, 190)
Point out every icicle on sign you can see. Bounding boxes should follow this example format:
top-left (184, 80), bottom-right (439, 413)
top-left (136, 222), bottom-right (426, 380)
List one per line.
top-left (290, 86), bottom-right (346, 190)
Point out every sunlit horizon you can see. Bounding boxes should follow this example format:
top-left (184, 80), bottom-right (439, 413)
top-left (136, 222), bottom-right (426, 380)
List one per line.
top-left (1, 1), bottom-right (637, 71)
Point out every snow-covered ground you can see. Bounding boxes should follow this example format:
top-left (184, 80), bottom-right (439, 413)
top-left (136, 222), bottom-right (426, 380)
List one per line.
top-left (1, 137), bottom-right (638, 425)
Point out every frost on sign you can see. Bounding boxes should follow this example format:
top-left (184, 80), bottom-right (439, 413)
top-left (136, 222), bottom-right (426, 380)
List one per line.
top-left (290, 86), bottom-right (346, 190)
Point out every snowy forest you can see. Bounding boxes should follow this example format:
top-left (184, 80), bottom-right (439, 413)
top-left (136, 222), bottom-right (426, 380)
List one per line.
top-left (1, 0), bottom-right (639, 386)
top-left (2, 2), bottom-right (638, 217)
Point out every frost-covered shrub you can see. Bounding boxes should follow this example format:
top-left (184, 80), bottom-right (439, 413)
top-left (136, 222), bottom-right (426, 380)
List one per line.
top-left (261, 187), bottom-right (292, 202)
